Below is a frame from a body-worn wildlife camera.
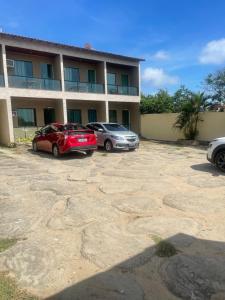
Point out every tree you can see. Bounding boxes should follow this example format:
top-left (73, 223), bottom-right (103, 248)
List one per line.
top-left (140, 89), bottom-right (173, 114)
top-left (205, 68), bottom-right (225, 103)
top-left (174, 92), bottom-right (206, 140)
top-left (172, 85), bottom-right (193, 112)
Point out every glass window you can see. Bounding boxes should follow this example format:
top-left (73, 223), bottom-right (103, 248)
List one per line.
top-left (41, 64), bottom-right (53, 79)
top-left (109, 110), bottom-right (117, 123)
top-left (17, 108), bottom-right (36, 127)
top-left (88, 70), bottom-right (96, 83)
top-left (14, 60), bottom-right (33, 77)
top-left (67, 109), bottom-right (82, 123)
top-left (121, 74), bottom-right (129, 86)
top-left (88, 109), bottom-right (97, 122)
top-left (103, 123), bottom-right (128, 131)
top-left (64, 67), bottom-right (79, 82)
top-left (107, 73), bottom-right (116, 85)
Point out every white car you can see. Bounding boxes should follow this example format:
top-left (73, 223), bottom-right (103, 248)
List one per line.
top-left (207, 137), bottom-right (225, 172)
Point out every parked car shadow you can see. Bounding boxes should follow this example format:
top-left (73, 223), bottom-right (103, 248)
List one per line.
top-left (45, 233), bottom-right (225, 300)
top-left (27, 149), bottom-right (91, 160)
top-left (191, 163), bottom-right (225, 176)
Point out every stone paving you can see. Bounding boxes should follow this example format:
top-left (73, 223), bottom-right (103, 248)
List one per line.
top-left (0, 141), bottom-right (225, 299)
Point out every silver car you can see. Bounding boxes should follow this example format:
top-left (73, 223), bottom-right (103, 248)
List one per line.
top-left (86, 122), bottom-right (139, 151)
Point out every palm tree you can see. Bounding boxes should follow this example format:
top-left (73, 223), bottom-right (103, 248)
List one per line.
top-left (174, 92), bottom-right (206, 140)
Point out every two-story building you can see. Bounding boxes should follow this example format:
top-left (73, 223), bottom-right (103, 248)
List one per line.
top-left (0, 33), bottom-right (143, 145)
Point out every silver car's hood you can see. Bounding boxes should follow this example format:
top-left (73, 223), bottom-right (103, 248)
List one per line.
top-left (107, 130), bottom-right (137, 136)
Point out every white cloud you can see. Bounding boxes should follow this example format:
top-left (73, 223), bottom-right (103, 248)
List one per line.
top-left (199, 38), bottom-right (225, 64)
top-left (152, 50), bottom-right (170, 61)
top-left (142, 67), bottom-right (179, 87)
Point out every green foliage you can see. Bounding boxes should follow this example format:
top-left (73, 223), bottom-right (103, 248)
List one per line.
top-left (0, 239), bottom-right (17, 253)
top-left (205, 68), bottom-right (225, 103)
top-left (0, 272), bottom-right (38, 300)
top-left (174, 92), bottom-right (206, 140)
top-left (151, 235), bottom-right (177, 257)
top-left (140, 89), bottom-right (174, 114)
top-left (173, 85), bottom-right (193, 112)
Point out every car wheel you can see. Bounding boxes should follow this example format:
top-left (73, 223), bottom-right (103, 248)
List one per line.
top-left (105, 140), bottom-right (113, 152)
top-left (86, 150), bottom-right (94, 156)
top-left (215, 150), bottom-right (225, 172)
top-left (52, 145), bottom-right (60, 158)
top-left (32, 141), bottom-right (38, 152)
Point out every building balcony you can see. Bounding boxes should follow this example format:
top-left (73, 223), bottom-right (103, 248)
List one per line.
top-left (107, 84), bottom-right (138, 96)
top-left (65, 81), bottom-right (104, 94)
top-left (8, 75), bottom-right (61, 91)
top-left (0, 74), bottom-right (4, 87)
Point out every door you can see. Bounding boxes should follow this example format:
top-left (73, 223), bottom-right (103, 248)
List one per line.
top-left (109, 110), bottom-right (117, 123)
top-left (94, 123), bottom-right (105, 146)
top-left (88, 109), bottom-right (97, 123)
top-left (121, 74), bottom-right (129, 94)
top-left (44, 108), bottom-right (55, 125)
top-left (122, 110), bottom-right (130, 129)
top-left (67, 109), bottom-right (82, 124)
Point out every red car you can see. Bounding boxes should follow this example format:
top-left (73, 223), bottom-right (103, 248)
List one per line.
top-left (32, 123), bottom-right (97, 157)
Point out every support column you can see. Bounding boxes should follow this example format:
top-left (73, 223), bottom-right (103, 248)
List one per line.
top-left (62, 98), bottom-right (67, 123)
top-left (105, 100), bottom-right (109, 122)
top-left (2, 44), bottom-right (8, 87)
top-left (138, 63), bottom-right (141, 97)
top-left (104, 61), bottom-right (108, 95)
top-left (0, 98), bottom-right (14, 145)
top-left (59, 54), bottom-right (65, 92)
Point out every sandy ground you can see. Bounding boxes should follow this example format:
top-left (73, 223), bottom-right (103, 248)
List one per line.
top-left (1, 141), bottom-right (225, 300)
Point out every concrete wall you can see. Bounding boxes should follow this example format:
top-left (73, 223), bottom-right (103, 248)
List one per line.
top-left (7, 51), bottom-right (60, 79)
top-left (141, 112), bottom-right (225, 142)
top-left (0, 99), bottom-right (13, 144)
top-left (109, 102), bottom-right (140, 133)
top-left (67, 100), bottom-right (106, 125)
top-left (11, 98), bottom-right (63, 127)
top-left (107, 63), bottom-right (138, 87)
top-left (64, 58), bottom-right (104, 84)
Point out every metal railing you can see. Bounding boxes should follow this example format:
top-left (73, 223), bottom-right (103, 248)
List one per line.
top-left (0, 74), bottom-right (4, 87)
top-left (65, 81), bottom-right (104, 94)
top-left (8, 75), bottom-right (61, 91)
top-left (107, 84), bottom-right (138, 96)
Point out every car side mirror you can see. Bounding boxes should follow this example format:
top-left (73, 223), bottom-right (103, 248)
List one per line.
top-left (98, 128), bottom-right (104, 132)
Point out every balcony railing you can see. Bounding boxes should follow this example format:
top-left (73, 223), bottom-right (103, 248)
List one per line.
top-left (8, 75), bottom-right (61, 91)
top-left (65, 81), bottom-right (104, 94)
top-left (108, 84), bottom-right (138, 96)
top-left (0, 74), bottom-right (4, 87)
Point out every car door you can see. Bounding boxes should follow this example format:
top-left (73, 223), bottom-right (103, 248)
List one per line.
top-left (94, 124), bottom-right (105, 146)
top-left (42, 126), bottom-right (57, 152)
top-left (36, 126), bottom-right (48, 151)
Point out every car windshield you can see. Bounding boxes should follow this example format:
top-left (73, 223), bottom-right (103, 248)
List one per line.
top-left (63, 124), bottom-right (87, 131)
top-left (103, 123), bottom-right (128, 131)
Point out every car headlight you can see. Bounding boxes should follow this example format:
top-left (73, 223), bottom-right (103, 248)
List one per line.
top-left (110, 135), bottom-right (124, 140)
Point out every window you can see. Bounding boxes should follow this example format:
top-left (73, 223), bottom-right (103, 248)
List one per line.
top-left (107, 73), bottom-right (116, 85)
top-left (103, 123), bottom-right (128, 131)
top-left (67, 109), bottom-right (82, 123)
top-left (14, 60), bottom-right (33, 77)
top-left (17, 108), bottom-right (36, 127)
top-left (121, 74), bottom-right (129, 86)
top-left (88, 109), bottom-right (97, 122)
top-left (88, 70), bottom-right (96, 83)
top-left (64, 67), bottom-right (79, 82)
top-left (41, 64), bottom-right (53, 79)
top-left (109, 110), bottom-right (117, 123)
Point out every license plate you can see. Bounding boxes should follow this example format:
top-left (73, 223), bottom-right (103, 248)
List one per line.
top-left (78, 138), bottom-right (87, 142)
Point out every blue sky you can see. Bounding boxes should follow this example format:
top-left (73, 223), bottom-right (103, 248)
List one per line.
top-left (1, 0), bottom-right (225, 94)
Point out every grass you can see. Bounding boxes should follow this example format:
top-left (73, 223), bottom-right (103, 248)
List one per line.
top-left (151, 235), bottom-right (178, 257)
top-left (0, 239), bottom-right (18, 253)
top-left (0, 272), bottom-right (38, 300)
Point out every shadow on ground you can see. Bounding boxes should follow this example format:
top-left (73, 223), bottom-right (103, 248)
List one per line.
top-left (45, 233), bottom-right (225, 300)
top-left (191, 162), bottom-right (225, 176)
